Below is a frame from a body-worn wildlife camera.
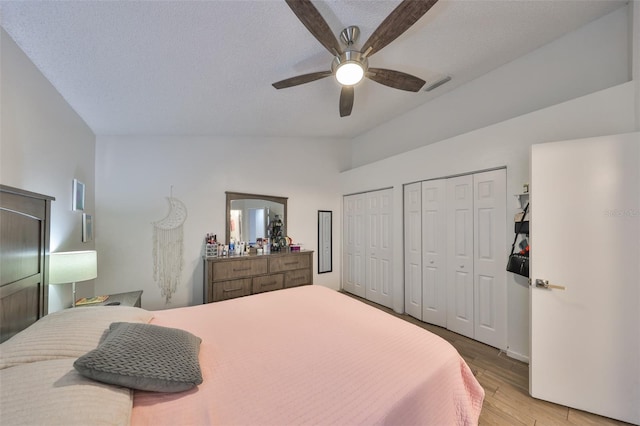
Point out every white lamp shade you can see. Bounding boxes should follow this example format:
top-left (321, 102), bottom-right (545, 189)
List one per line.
top-left (49, 250), bottom-right (97, 284)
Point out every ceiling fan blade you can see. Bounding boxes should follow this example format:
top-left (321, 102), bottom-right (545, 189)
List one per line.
top-left (367, 68), bottom-right (426, 92)
top-left (361, 0), bottom-right (438, 57)
top-left (272, 71), bottom-right (332, 89)
top-left (339, 86), bottom-right (354, 117)
top-left (285, 0), bottom-right (341, 55)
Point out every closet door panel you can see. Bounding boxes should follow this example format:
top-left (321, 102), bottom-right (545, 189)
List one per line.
top-left (473, 169), bottom-right (507, 349)
top-left (403, 170), bottom-right (506, 349)
top-left (477, 275), bottom-right (495, 327)
top-left (446, 175), bottom-right (474, 339)
top-left (454, 269), bottom-right (473, 323)
top-left (404, 183), bottom-right (422, 319)
top-left (379, 192), bottom-right (393, 305)
top-left (365, 194), bottom-right (379, 301)
top-left (365, 189), bottom-right (393, 308)
top-left (343, 194), bottom-right (365, 297)
top-left (421, 180), bottom-right (447, 327)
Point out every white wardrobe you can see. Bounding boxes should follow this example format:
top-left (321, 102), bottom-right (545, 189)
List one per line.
top-left (343, 189), bottom-right (393, 309)
top-left (404, 169), bottom-right (507, 349)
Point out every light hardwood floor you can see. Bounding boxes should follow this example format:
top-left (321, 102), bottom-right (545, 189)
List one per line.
top-left (343, 292), bottom-right (633, 426)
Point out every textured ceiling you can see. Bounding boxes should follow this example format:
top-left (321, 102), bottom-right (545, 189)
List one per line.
top-left (0, 0), bottom-right (627, 139)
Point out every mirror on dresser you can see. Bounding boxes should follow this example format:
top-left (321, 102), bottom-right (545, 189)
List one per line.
top-left (225, 192), bottom-right (287, 245)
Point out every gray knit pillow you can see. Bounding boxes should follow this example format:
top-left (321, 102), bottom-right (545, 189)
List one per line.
top-left (74, 322), bottom-right (202, 392)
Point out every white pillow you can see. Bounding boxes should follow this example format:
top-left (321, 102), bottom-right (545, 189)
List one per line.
top-left (0, 358), bottom-right (133, 425)
top-left (0, 306), bottom-right (153, 369)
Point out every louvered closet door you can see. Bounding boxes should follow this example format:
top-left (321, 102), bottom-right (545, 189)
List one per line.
top-left (365, 189), bottom-right (393, 308)
top-left (342, 194), bottom-right (365, 297)
top-left (422, 179), bottom-right (447, 327)
top-left (404, 183), bottom-right (422, 319)
top-left (446, 175), bottom-right (474, 339)
top-left (473, 169), bottom-right (507, 349)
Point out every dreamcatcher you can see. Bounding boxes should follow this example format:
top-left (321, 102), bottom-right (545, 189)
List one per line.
top-left (152, 190), bottom-right (187, 304)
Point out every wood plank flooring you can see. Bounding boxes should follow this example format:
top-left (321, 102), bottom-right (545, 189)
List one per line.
top-left (343, 292), bottom-right (633, 426)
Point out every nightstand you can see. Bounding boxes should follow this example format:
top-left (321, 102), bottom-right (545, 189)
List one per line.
top-left (81, 290), bottom-right (143, 308)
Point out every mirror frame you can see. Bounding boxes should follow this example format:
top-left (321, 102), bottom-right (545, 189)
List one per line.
top-left (318, 210), bottom-right (332, 273)
top-left (225, 191), bottom-right (288, 244)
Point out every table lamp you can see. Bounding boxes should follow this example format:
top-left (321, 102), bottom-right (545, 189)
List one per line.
top-left (49, 250), bottom-right (97, 307)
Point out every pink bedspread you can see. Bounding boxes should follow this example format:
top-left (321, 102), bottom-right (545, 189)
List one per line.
top-left (132, 286), bottom-right (484, 425)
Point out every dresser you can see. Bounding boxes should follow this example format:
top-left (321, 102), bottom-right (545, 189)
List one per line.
top-left (204, 251), bottom-right (313, 303)
top-left (0, 185), bottom-right (54, 342)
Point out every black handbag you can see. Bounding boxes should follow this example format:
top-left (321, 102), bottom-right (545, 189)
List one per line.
top-left (507, 203), bottom-right (529, 277)
top-left (507, 253), bottom-right (529, 277)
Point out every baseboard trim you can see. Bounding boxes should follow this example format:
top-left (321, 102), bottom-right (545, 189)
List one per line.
top-left (507, 349), bottom-right (530, 363)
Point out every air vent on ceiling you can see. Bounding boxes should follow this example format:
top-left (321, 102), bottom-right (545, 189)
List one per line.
top-left (424, 76), bottom-right (451, 92)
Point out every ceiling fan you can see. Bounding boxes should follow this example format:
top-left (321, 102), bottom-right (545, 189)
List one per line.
top-left (273, 0), bottom-right (439, 117)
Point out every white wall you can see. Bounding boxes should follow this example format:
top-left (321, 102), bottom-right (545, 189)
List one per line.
top-left (95, 136), bottom-right (349, 310)
top-left (340, 2), bottom-right (638, 362)
top-left (341, 81), bottom-right (637, 361)
top-left (349, 4), bottom-right (631, 169)
top-left (0, 29), bottom-right (96, 312)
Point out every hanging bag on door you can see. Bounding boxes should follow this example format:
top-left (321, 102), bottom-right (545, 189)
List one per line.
top-left (507, 203), bottom-right (529, 277)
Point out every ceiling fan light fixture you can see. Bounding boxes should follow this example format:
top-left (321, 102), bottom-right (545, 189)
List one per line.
top-left (336, 62), bottom-right (364, 85)
top-left (276, 0), bottom-right (438, 115)
top-left (332, 50), bottom-right (368, 86)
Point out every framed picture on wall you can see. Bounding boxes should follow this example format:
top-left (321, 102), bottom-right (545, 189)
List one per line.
top-left (82, 213), bottom-right (93, 242)
top-left (73, 179), bottom-right (85, 211)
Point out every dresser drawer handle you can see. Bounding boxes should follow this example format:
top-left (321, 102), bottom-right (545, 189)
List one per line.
top-left (223, 285), bottom-right (244, 292)
top-left (232, 267), bottom-right (251, 272)
top-left (260, 281), bottom-right (277, 287)
top-left (290, 277), bottom-right (304, 283)
top-left (284, 262), bottom-right (299, 266)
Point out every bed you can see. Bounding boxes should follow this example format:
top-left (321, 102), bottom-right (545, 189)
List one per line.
top-left (0, 185), bottom-right (484, 425)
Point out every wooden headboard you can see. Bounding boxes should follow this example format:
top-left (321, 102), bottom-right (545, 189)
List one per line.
top-left (0, 185), bottom-right (54, 343)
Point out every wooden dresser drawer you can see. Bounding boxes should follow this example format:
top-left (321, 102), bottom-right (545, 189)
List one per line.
top-left (269, 253), bottom-right (311, 273)
top-left (252, 274), bottom-right (284, 294)
top-left (212, 258), bottom-right (268, 281)
top-left (284, 269), bottom-right (311, 288)
top-left (212, 278), bottom-right (252, 302)
top-left (204, 251), bottom-right (313, 303)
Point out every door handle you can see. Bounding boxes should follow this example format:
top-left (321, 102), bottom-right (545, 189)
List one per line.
top-left (535, 279), bottom-right (566, 291)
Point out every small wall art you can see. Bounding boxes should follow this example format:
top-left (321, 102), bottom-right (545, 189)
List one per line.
top-left (82, 213), bottom-right (93, 242)
top-left (73, 179), bottom-right (85, 211)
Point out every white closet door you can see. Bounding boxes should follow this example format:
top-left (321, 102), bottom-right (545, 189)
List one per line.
top-left (404, 183), bottom-right (422, 319)
top-left (446, 175), bottom-right (474, 339)
top-left (365, 189), bottom-right (393, 308)
top-left (473, 169), bottom-right (507, 349)
top-left (343, 194), bottom-right (365, 297)
top-left (422, 179), bottom-right (447, 327)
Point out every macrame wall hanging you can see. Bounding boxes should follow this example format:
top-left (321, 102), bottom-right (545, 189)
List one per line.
top-left (152, 188), bottom-right (187, 304)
